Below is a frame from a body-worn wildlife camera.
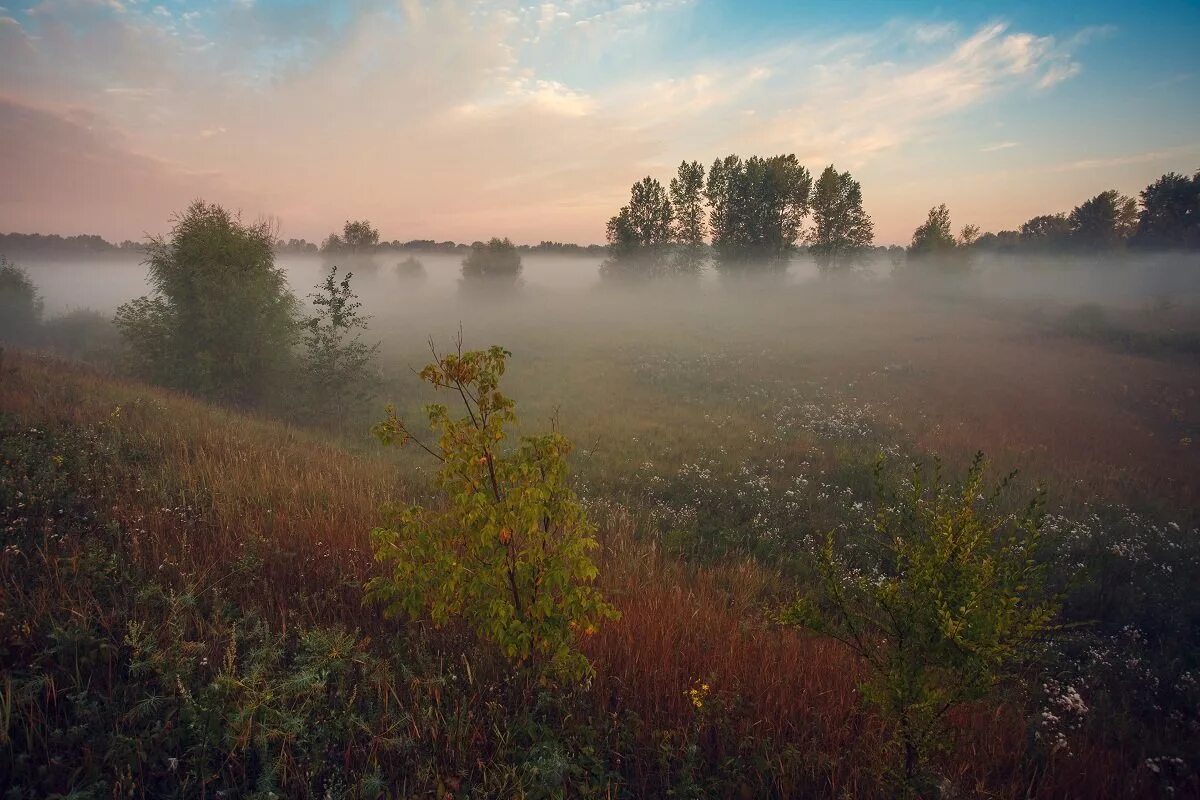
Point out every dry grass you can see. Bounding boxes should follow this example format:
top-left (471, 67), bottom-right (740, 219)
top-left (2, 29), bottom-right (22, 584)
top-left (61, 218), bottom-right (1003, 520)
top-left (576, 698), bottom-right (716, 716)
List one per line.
top-left (0, 349), bottom-right (1164, 797)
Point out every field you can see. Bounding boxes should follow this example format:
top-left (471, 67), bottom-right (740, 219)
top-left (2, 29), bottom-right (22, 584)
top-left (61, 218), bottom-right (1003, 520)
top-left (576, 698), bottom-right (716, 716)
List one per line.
top-left (4, 254), bottom-right (1200, 797)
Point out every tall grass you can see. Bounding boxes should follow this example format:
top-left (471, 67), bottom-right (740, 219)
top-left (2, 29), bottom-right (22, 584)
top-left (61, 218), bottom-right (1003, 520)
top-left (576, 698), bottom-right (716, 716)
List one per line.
top-left (0, 351), bottom-right (1171, 797)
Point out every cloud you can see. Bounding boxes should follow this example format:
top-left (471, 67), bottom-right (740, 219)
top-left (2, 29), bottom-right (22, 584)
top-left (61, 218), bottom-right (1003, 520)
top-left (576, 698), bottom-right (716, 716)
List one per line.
top-left (1050, 143), bottom-right (1200, 173)
top-left (981, 141), bottom-right (1020, 152)
top-left (0, 96), bottom-right (249, 236)
top-left (0, 3), bottom-right (1098, 243)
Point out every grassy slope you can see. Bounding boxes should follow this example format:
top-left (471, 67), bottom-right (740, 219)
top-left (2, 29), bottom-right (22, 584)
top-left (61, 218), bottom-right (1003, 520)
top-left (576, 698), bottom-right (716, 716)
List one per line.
top-left (0, 350), bottom-right (1153, 798)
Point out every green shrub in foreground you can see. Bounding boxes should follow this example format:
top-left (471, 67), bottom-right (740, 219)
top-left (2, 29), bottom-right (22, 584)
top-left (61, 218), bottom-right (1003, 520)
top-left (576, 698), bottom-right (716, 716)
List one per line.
top-left (368, 344), bottom-right (619, 681)
top-left (785, 453), bottom-right (1058, 795)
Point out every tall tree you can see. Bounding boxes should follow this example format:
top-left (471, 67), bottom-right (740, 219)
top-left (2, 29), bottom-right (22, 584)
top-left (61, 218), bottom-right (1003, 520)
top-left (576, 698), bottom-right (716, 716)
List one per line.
top-left (1133, 171), bottom-right (1200, 250)
top-left (807, 165), bottom-right (874, 274)
top-left (1069, 190), bottom-right (1137, 251)
top-left (602, 177), bottom-right (673, 280)
top-left (114, 201), bottom-right (298, 405)
top-left (705, 154), bottom-right (812, 270)
top-left (669, 161), bottom-right (707, 273)
top-left (908, 204), bottom-right (957, 256)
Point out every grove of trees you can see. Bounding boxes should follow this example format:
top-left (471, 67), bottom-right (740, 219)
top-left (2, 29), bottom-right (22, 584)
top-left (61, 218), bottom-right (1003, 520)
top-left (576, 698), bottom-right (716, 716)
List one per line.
top-left (603, 155), bottom-right (873, 279)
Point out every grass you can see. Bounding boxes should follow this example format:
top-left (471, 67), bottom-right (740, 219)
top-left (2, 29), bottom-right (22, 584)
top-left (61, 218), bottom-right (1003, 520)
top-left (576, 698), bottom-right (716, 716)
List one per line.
top-left (1, 347), bottom-right (1186, 797)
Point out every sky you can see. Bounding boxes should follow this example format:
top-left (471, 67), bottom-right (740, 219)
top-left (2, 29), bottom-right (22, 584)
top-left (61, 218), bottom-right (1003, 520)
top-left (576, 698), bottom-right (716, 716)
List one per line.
top-left (1, 0), bottom-right (1198, 246)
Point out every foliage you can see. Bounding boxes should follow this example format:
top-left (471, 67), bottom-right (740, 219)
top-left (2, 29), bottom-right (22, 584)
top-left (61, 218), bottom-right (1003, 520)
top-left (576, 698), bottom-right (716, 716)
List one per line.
top-left (301, 266), bottom-right (380, 424)
top-left (1019, 213), bottom-right (1072, 250)
top-left (906, 204), bottom-right (973, 273)
top-left (1069, 190), bottom-right (1137, 251)
top-left (670, 161), bottom-right (708, 274)
top-left (705, 154), bottom-right (812, 269)
top-left (785, 454), bottom-right (1058, 793)
top-left (808, 165), bottom-right (875, 274)
top-left (603, 177), bottom-right (675, 280)
top-left (462, 237), bottom-right (523, 285)
top-left (1133, 171), bottom-right (1200, 249)
top-left (367, 344), bottom-right (618, 680)
top-left (396, 254), bottom-right (426, 278)
top-left (0, 255), bottom-right (43, 343)
top-left (114, 201), bottom-right (298, 405)
top-left (321, 219), bottom-right (379, 254)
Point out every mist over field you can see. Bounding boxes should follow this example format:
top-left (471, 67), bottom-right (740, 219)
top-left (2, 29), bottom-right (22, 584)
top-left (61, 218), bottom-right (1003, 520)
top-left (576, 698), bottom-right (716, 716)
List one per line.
top-left (3, 0), bottom-right (1200, 797)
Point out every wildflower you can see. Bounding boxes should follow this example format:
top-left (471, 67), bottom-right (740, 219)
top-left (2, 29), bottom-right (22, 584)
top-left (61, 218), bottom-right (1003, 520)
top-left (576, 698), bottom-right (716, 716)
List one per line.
top-left (686, 679), bottom-right (711, 710)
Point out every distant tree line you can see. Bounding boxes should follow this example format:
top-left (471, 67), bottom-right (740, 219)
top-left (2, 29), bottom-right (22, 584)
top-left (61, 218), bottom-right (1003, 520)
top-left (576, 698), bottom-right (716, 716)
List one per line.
top-left (603, 156), bottom-right (874, 279)
top-left (0, 232), bottom-right (145, 257)
top-left (923, 171), bottom-right (1199, 263)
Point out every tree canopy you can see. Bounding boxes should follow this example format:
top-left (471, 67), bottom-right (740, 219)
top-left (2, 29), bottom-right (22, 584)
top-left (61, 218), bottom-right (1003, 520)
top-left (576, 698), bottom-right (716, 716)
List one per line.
top-left (115, 201), bottom-right (298, 405)
top-left (808, 165), bottom-right (874, 274)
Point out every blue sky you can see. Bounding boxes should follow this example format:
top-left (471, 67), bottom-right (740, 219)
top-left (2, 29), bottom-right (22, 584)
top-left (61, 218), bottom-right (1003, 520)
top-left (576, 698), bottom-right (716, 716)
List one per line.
top-left (1, 0), bottom-right (1197, 244)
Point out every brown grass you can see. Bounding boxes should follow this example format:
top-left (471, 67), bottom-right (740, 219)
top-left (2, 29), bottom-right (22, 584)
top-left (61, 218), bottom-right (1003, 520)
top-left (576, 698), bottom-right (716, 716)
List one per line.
top-left (0, 349), bottom-right (1160, 797)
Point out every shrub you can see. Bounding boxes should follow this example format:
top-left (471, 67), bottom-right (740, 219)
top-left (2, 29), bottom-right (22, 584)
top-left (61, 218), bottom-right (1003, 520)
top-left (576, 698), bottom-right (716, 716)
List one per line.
top-left (785, 453), bottom-right (1058, 794)
top-left (300, 266), bottom-right (379, 425)
top-left (461, 237), bottom-right (522, 284)
top-left (367, 343), bottom-right (618, 680)
top-left (114, 201), bottom-right (298, 405)
top-left (0, 255), bottom-right (43, 343)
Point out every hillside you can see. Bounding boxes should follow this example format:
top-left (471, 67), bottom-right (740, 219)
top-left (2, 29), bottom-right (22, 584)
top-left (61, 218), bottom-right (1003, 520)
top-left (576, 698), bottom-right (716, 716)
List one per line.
top-left (0, 350), bottom-right (1163, 798)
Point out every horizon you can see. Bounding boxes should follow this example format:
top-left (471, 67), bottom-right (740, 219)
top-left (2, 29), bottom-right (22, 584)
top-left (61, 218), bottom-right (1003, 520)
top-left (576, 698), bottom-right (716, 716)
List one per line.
top-left (2, 0), bottom-right (1199, 246)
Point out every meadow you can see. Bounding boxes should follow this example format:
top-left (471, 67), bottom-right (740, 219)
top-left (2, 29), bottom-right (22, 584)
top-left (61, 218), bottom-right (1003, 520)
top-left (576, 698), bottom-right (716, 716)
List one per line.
top-left (4, 250), bottom-right (1200, 797)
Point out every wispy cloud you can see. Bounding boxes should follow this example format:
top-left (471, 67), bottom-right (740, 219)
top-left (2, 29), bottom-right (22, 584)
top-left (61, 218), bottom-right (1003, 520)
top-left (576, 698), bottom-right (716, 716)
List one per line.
top-left (981, 141), bottom-right (1020, 152)
top-left (0, 1), bottom-right (1105, 242)
top-left (1051, 143), bottom-right (1200, 172)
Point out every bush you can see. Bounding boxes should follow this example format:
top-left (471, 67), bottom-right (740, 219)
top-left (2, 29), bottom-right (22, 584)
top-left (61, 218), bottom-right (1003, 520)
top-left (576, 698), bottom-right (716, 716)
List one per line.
top-left (114, 201), bottom-right (298, 406)
top-left (0, 255), bottom-right (43, 343)
top-left (367, 344), bottom-right (618, 680)
top-left (300, 266), bottom-right (379, 425)
top-left (42, 308), bottom-right (122, 365)
top-left (785, 454), bottom-right (1058, 794)
top-left (461, 238), bottom-right (522, 285)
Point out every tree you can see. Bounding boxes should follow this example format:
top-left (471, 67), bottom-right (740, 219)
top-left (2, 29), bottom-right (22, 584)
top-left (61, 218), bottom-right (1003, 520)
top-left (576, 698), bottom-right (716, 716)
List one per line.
top-left (1069, 190), bottom-right (1137, 251)
top-left (301, 266), bottom-right (380, 424)
top-left (957, 224), bottom-right (980, 248)
top-left (0, 256), bottom-right (43, 343)
top-left (368, 343), bottom-right (619, 680)
top-left (114, 201), bottom-right (298, 405)
top-left (705, 154), bottom-right (812, 269)
top-left (602, 176), bottom-right (674, 280)
top-left (670, 161), bottom-right (707, 273)
top-left (1133, 171), bottom-right (1200, 250)
top-left (1019, 214), bottom-right (1072, 251)
top-left (907, 204), bottom-right (956, 257)
top-left (461, 237), bottom-right (522, 286)
top-left (807, 165), bottom-right (875, 274)
top-left (785, 455), bottom-right (1057, 794)
top-left (341, 220), bottom-right (379, 255)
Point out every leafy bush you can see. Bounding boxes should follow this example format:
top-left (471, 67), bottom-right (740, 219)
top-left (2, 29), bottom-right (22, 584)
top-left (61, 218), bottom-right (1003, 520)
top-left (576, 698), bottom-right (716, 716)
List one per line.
top-left (0, 255), bottom-right (43, 343)
top-left (300, 266), bottom-right (379, 425)
top-left (786, 454), bottom-right (1058, 794)
top-left (368, 344), bottom-right (618, 680)
top-left (114, 201), bottom-right (298, 405)
top-left (42, 308), bottom-right (122, 365)
top-left (461, 237), bottom-right (522, 285)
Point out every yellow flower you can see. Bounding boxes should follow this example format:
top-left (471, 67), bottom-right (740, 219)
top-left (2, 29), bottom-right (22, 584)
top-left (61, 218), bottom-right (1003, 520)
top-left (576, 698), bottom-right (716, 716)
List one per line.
top-left (686, 679), bottom-right (711, 710)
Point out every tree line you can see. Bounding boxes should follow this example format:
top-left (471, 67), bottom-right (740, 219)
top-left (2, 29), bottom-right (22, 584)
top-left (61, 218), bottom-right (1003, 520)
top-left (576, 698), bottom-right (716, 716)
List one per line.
top-left (908, 171), bottom-right (1200, 269)
top-left (603, 156), bottom-right (874, 278)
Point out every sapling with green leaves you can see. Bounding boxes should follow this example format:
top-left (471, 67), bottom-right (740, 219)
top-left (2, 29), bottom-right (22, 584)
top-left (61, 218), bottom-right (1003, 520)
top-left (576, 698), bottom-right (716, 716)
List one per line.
top-left (367, 342), bottom-right (618, 680)
top-left (784, 453), bottom-right (1058, 795)
top-left (301, 265), bottom-right (379, 424)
